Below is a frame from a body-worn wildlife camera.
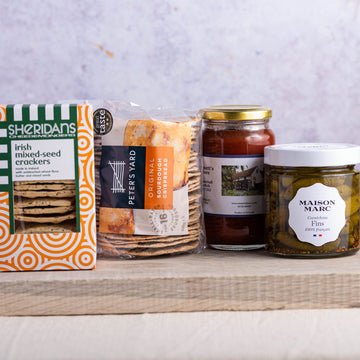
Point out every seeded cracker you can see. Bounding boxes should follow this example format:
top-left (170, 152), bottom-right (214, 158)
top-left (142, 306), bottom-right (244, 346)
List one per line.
top-left (13, 180), bottom-right (77, 232)
top-left (94, 102), bottom-right (204, 258)
top-left (14, 189), bottom-right (76, 198)
top-left (13, 179), bottom-right (77, 233)
top-left (13, 205), bottom-right (75, 215)
top-left (16, 220), bottom-right (77, 234)
top-left (14, 183), bottom-right (76, 191)
top-left (15, 212), bottom-right (77, 224)
top-left (14, 197), bottom-right (74, 208)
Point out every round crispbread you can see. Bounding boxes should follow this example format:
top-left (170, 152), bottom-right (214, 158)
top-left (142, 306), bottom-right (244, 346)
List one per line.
top-left (99, 222), bottom-right (201, 243)
top-left (99, 235), bottom-right (199, 249)
top-left (111, 240), bottom-right (200, 257)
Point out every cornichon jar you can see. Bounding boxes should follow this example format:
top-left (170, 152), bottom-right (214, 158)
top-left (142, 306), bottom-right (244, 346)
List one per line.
top-left (264, 143), bottom-right (360, 258)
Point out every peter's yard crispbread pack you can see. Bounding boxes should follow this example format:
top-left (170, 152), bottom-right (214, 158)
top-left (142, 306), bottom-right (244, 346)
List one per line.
top-left (0, 104), bottom-right (96, 271)
top-left (93, 101), bottom-right (204, 258)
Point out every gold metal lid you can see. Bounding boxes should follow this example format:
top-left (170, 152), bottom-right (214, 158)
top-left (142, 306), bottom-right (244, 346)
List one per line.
top-left (201, 105), bottom-right (272, 121)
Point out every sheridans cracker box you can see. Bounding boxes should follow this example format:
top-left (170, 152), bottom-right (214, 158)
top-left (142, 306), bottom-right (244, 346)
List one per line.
top-left (0, 104), bottom-right (96, 271)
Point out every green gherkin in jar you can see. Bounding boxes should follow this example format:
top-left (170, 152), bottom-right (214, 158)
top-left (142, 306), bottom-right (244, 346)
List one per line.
top-left (264, 143), bottom-right (360, 258)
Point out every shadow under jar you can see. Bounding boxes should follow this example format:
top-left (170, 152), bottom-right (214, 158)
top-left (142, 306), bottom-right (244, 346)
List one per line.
top-left (264, 143), bottom-right (360, 258)
top-left (202, 106), bottom-right (275, 250)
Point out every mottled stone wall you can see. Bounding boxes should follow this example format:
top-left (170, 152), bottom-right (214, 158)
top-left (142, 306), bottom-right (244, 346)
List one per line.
top-left (1, 0), bottom-right (360, 143)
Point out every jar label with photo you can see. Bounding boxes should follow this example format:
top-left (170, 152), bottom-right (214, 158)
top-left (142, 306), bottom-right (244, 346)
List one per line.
top-left (203, 155), bottom-right (264, 216)
top-left (288, 183), bottom-right (346, 246)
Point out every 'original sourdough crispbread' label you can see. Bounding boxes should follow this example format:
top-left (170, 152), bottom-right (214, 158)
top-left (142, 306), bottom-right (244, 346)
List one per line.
top-left (0, 104), bottom-right (96, 271)
top-left (99, 119), bottom-right (191, 236)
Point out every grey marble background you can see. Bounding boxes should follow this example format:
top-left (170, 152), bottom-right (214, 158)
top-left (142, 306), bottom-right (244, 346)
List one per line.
top-left (1, 0), bottom-right (360, 144)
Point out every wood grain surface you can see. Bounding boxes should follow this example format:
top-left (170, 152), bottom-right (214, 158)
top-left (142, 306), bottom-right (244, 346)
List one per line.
top-left (1, 249), bottom-right (360, 316)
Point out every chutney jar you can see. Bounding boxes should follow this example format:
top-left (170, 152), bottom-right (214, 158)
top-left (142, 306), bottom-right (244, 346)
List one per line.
top-left (202, 105), bottom-right (275, 250)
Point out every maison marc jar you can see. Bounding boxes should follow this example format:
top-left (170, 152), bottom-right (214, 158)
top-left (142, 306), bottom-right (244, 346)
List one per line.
top-left (202, 105), bottom-right (275, 250)
top-left (264, 143), bottom-right (360, 258)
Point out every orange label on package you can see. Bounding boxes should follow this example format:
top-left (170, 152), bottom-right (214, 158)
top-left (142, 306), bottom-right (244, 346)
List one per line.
top-left (144, 146), bottom-right (174, 209)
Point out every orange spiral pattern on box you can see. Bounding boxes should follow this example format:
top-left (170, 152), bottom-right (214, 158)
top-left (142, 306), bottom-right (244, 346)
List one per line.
top-left (0, 106), bottom-right (6, 122)
top-left (0, 105), bottom-right (96, 271)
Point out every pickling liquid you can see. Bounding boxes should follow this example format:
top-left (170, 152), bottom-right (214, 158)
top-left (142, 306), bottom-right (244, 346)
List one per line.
top-left (265, 165), bottom-right (360, 257)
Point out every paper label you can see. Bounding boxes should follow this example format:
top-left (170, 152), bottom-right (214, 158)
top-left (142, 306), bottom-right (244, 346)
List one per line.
top-left (134, 186), bottom-right (189, 235)
top-left (203, 155), bottom-right (264, 216)
top-left (100, 145), bottom-right (174, 210)
top-left (98, 117), bottom-right (191, 236)
top-left (288, 183), bottom-right (346, 246)
top-left (11, 139), bottom-right (75, 181)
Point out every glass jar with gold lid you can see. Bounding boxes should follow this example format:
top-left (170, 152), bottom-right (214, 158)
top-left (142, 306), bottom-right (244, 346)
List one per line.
top-left (201, 105), bottom-right (275, 250)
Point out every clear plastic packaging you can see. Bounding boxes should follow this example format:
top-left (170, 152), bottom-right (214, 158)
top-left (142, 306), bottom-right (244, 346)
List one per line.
top-left (92, 101), bottom-right (205, 258)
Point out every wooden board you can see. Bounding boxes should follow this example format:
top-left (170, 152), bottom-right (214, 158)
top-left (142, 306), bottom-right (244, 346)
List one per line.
top-left (1, 249), bottom-right (360, 316)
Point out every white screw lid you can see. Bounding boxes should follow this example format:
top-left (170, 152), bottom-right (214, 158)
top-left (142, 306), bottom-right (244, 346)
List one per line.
top-left (264, 143), bottom-right (360, 167)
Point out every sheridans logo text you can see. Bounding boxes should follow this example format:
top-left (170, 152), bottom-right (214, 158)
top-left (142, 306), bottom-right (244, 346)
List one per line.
top-left (8, 123), bottom-right (77, 138)
top-left (299, 200), bottom-right (335, 212)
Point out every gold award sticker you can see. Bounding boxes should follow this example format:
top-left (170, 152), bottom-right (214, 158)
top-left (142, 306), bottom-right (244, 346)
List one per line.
top-left (93, 108), bottom-right (113, 135)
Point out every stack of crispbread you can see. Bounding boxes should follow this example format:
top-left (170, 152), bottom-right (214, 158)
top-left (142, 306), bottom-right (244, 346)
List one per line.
top-left (95, 117), bottom-right (203, 258)
top-left (14, 180), bottom-right (77, 233)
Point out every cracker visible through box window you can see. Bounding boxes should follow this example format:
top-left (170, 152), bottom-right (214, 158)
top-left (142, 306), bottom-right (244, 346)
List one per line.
top-left (16, 220), bottom-right (77, 234)
top-left (14, 180), bottom-right (77, 233)
top-left (14, 189), bottom-right (76, 198)
top-left (14, 205), bottom-right (75, 215)
top-left (13, 197), bottom-right (74, 208)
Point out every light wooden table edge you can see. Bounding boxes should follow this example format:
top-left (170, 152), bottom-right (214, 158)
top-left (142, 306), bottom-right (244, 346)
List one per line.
top-left (2, 250), bottom-right (360, 316)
